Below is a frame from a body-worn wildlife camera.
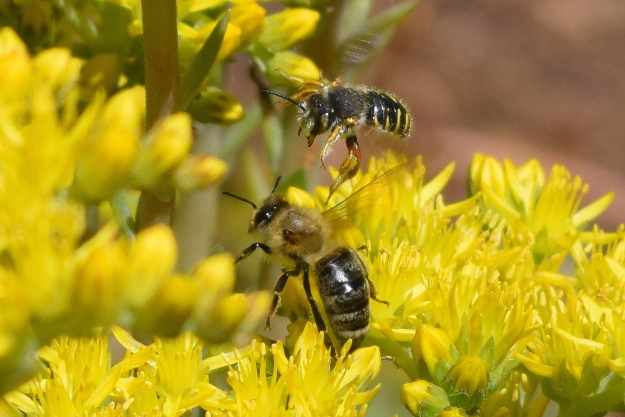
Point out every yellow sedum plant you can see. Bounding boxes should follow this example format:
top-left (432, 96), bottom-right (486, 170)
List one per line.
top-left (2, 1), bottom-right (625, 416)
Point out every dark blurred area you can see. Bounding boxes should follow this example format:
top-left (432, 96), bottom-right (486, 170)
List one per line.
top-left (362, 0), bottom-right (625, 230)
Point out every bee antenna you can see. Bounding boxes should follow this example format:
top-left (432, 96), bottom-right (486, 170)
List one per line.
top-left (263, 90), bottom-right (306, 111)
top-left (222, 192), bottom-right (257, 210)
top-left (271, 176), bottom-right (282, 194)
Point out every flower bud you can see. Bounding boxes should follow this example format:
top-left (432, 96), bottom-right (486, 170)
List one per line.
top-left (132, 112), bottom-right (193, 192)
top-left (174, 154), bottom-right (227, 192)
top-left (259, 8), bottom-right (320, 51)
top-left (266, 51), bottom-right (320, 86)
top-left (127, 224), bottom-right (178, 309)
top-left (0, 28), bottom-right (33, 105)
top-left (444, 355), bottom-right (489, 405)
top-left (411, 324), bottom-right (455, 379)
top-left (230, 3), bottom-right (266, 44)
top-left (134, 274), bottom-right (196, 337)
top-left (186, 87), bottom-right (244, 125)
top-left (401, 380), bottom-right (450, 417)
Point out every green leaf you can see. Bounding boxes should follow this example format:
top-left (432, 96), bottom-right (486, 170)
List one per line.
top-left (478, 336), bottom-right (495, 369)
top-left (109, 191), bottom-right (135, 238)
top-left (335, 0), bottom-right (419, 81)
top-left (181, 11), bottom-right (229, 108)
top-left (335, 0), bottom-right (373, 45)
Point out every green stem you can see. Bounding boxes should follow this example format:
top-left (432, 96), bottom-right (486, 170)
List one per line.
top-left (135, 0), bottom-right (181, 231)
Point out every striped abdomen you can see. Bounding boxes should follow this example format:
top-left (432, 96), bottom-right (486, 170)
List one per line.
top-left (365, 90), bottom-right (412, 139)
top-left (314, 247), bottom-right (370, 351)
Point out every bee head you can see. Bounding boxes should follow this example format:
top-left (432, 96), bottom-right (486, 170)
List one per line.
top-left (303, 93), bottom-right (335, 136)
top-left (250, 193), bottom-right (290, 233)
top-left (222, 176), bottom-right (289, 235)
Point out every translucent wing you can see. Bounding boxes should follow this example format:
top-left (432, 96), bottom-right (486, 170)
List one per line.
top-left (322, 163), bottom-right (410, 227)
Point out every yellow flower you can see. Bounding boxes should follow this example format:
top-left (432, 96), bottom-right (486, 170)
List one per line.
top-left (411, 325), bottom-right (455, 378)
top-left (266, 51), bottom-right (321, 86)
top-left (259, 8), bottom-right (320, 51)
top-left (469, 154), bottom-right (614, 263)
top-left (400, 380), bottom-right (450, 417)
top-left (0, 28), bottom-right (266, 394)
top-left (71, 88), bottom-right (143, 202)
top-left (131, 112), bottom-right (193, 198)
top-left (444, 355), bottom-right (489, 400)
top-left (226, 322), bottom-right (381, 417)
top-left (174, 154), bottom-right (228, 192)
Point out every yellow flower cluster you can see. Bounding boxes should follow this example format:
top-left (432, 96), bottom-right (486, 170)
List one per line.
top-left (298, 152), bottom-right (619, 416)
top-left (0, 323), bottom-right (380, 417)
top-left (0, 27), bottom-right (265, 394)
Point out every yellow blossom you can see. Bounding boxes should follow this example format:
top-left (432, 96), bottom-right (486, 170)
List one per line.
top-left (266, 51), bottom-right (321, 86)
top-left (400, 380), bottom-right (450, 417)
top-left (259, 8), bottom-right (321, 51)
top-left (411, 324), bottom-right (455, 378)
top-left (469, 154), bottom-right (613, 264)
top-left (225, 322), bottom-right (381, 417)
top-left (444, 355), bottom-right (489, 401)
top-left (132, 112), bottom-right (193, 197)
top-left (174, 154), bottom-right (228, 192)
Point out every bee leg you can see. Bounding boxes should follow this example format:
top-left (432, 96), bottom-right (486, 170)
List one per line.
top-left (368, 277), bottom-right (390, 307)
top-left (301, 265), bottom-right (327, 332)
top-left (326, 135), bottom-right (361, 203)
top-left (291, 88), bottom-right (318, 103)
top-left (319, 125), bottom-right (343, 168)
top-left (235, 242), bottom-right (272, 264)
top-left (276, 69), bottom-right (326, 87)
top-left (266, 267), bottom-right (301, 330)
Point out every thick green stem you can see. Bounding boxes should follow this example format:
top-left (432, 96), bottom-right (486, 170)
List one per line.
top-left (135, 0), bottom-right (181, 231)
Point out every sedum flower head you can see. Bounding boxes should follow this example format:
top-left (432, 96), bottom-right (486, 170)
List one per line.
top-left (0, 27), bottom-right (259, 394)
top-left (469, 154), bottom-right (613, 264)
top-left (224, 322), bottom-right (381, 417)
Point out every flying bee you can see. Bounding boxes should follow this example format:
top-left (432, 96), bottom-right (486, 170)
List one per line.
top-left (223, 171), bottom-right (395, 353)
top-left (264, 70), bottom-right (412, 201)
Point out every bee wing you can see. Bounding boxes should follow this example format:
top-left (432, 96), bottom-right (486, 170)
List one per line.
top-left (322, 163), bottom-right (410, 226)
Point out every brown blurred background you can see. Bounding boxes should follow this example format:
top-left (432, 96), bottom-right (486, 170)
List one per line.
top-left (362, 0), bottom-right (625, 231)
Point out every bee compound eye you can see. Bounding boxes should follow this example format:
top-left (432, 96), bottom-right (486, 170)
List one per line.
top-left (253, 206), bottom-right (276, 226)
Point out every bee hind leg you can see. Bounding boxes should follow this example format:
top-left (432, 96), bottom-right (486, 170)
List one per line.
top-left (301, 265), bottom-right (327, 332)
top-left (368, 277), bottom-right (390, 307)
top-left (326, 135), bottom-right (361, 203)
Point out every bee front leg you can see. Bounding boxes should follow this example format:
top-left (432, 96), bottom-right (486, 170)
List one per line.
top-left (320, 125), bottom-right (343, 168)
top-left (266, 268), bottom-right (301, 330)
top-left (326, 135), bottom-right (361, 203)
top-left (235, 242), bottom-right (272, 264)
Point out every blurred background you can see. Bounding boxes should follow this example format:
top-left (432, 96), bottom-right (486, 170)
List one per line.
top-left (365, 0), bottom-right (625, 232)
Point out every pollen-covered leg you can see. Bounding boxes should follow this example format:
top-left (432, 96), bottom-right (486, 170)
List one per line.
top-left (266, 267), bottom-right (301, 330)
top-left (319, 125), bottom-right (343, 168)
top-left (326, 135), bottom-right (361, 203)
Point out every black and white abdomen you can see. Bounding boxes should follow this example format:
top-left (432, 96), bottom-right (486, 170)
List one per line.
top-left (364, 90), bottom-right (412, 139)
top-left (314, 246), bottom-right (371, 349)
